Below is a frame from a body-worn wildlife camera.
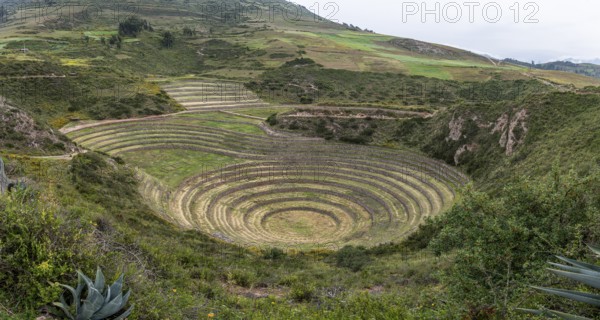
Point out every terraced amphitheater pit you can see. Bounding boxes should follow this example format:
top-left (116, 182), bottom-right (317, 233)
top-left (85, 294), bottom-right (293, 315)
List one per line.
top-left (64, 79), bottom-right (469, 249)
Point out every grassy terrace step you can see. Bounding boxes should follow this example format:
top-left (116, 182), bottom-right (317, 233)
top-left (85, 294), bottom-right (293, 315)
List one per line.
top-left (89, 136), bottom-right (464, 185)
top-left (161, 79), bottom-right (268, 112)
top-left (167, 89), bottom-right (255, 94)
top-left (169, 161), bottom-right (454, 246)
top-left (161, 81), bottom-right (247, 89)
top-left (71, 127), bottom-right (465, 196)
top-left (97, 136), bottom-right (464, 188)
top-left (179, 180), bottom-right (378, 244)
top-left (164, 85), bottom-right (252, 91)
top-left (181, 101), bottom-right (267, 107)
top-left (71, 123), bottom-right (465, 192)
top-left (64, 80), bottom-right (468, 248)
top-left (174, 96), bottom-right (259, 102)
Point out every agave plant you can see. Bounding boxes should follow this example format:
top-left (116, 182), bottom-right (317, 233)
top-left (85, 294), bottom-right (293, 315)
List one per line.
top-left (519, 245), bottom-right (600, 320)
top-left (53, 267), bottom-right (133, 320)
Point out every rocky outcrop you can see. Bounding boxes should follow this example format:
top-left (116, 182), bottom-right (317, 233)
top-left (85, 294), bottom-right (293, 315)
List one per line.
top-left (446, 114), bottom-right (465, 142)
top-left (493, 109), bottom-right (528, 156)
top-left (454, 143), bottom-right (479, 165)
top-left (505, 109), bottom-right (528, 155)
top-left (0, 97), bottom-right (78, 153)
top-left (446, 108), bottom-right (528, 164)
top-left (0, 158), bottom-right (8, 194)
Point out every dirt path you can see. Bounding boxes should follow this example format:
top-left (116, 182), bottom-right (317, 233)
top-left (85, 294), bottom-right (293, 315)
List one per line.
top-left (0, 74), bottom-right (67, 80)
top-left (284, 105), bottom-right (433, 118)
top-left (257, 122), bottom-right (320, 138)
top-left (27, 150), bottom-right (87, 160)
top-left (282, 113), bottom-right (398, 120)
top-left (60, 113), bottom-right (185, 134)
top-left (219, 110), bottom-right (265, 120)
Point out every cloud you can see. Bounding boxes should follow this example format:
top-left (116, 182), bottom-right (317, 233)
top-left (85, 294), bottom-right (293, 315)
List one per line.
top-left (292, 0), bottom-right (600, 63)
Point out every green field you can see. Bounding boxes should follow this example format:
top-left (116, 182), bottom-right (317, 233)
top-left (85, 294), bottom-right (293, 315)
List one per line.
top-left (124, 149), bottom-right (241, 188)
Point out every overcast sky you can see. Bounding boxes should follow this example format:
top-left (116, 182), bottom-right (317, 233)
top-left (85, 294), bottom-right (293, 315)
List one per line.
top-left (291, 0), bottom-right (599, 63)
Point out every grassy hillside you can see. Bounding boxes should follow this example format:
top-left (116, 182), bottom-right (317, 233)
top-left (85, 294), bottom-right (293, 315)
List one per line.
top-left (506, 58), bottom-right (600, 79)
top-left (0, 152), bottom-right (467, 319)
top-left (0, 0), bottom-right (596, 88)
top-left (1, 150), bottom-right (598, 319)
top-left (248, 62), bottom-right (551, 107)
top-left (270, 83), bottom-right (600, 187)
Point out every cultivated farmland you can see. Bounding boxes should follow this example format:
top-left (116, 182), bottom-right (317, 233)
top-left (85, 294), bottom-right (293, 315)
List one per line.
top-left (65, 79), bottom-right (468, 249)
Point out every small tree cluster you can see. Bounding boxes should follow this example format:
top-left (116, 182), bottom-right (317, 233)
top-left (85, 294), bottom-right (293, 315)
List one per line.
top-left (108, 34), bottom-right (122, 49)
top-left (118, 16), bottom-right (152, 37)
top-left (161, 31), bottom-right (175, 48)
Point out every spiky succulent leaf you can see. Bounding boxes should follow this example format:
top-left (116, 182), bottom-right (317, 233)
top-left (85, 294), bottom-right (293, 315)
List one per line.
top-left (518, 308), bottom-right (592, 320)
top-left (111, 304), bottom-right (134, 320)
top-left (541, 310), bottom-right (591, 320)
top-left (76, 287), bottom-right (104, 320)
top-left (90, 293), bottom-right (123, 320)
top-left (554, 256), bottom-right (600, 273)
top-left (77, 270), bottom-right (95, 290)
top-left (109, 274), bottom-right (124, 301)
top-left (94, 267), bottom-right (105, 293)
top-left (589, 245), bottom-right (600, 257)
top-left (522, 245), bottom-right (600, 319)
top-left (75, 273), bottom-right (85, 312)
top-left (59, 293), bottom-right (74, 319)
top-left (59, 283), bottom-right (82, 313)
top-left (59, 284), bottom-right (78, 301)
top-left (52, 302), bottom-right (74, 320)
top-left (120, 290), bottom-right (131, 309)
top-left (54, 269), bottom-right (133, 320)
top-left (104, 286), bottom-right (111, 303)
top-left (547, 269), bottom-right (600, 289)
top-left (548, 262), bottom-right (600, 277)
top-left (531, 286), bottom-right (600, 306)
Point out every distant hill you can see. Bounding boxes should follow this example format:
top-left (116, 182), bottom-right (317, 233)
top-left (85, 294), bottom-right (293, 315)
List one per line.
top-left (505, 58), bottom-right (600, 79)
top-left (0, 0), bottom-right (597, 86)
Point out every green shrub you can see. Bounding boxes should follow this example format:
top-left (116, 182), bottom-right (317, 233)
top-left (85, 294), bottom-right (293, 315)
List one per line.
top-left (0, 189), bottom-right (96, 310)
top-left (262, 247), bottom-right (286, 260)
top-left (224, 269), bottom-right (255, 288)
top-left (289, 282), bottom-right (316, 302)
top-left (161, 31), bottom-right (175, 48)
top-left (266, 113), bottom-right (278, 126)
top-left (332, 246), bottom-right (372, 272)
top-left (282, 58), bottom-right (319, 68)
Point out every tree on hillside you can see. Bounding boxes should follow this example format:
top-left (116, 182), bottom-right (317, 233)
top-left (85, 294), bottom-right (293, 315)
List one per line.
top-left (118, 16), bottom-right (151, 37)
top-left (108, 34), bottom-right (122, 49)
top-left (161, 31), bottom-right (175, 48)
